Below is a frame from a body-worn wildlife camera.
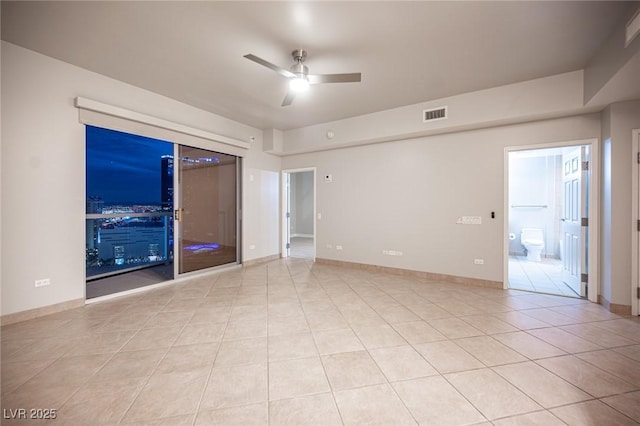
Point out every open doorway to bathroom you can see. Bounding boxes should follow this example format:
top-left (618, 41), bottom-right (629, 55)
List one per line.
top-left (506, 142), bottom-right (596, 299)
top-left (282, 168), bottom-right (316, 260)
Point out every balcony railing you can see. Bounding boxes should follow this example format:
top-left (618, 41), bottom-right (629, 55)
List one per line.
top-left (85, 212), bottom-right (173, 279)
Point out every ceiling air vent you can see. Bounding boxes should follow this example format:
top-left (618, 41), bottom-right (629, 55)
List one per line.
top-left (423, 106), bottom-right (447, 122)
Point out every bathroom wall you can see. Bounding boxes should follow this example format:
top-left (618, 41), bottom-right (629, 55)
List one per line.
top-left (508, 151), bottom-right (563, 257)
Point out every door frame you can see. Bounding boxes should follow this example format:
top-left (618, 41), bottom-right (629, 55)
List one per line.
top-left (281, 167), bottom-right (316, 260)
top-left (504, 138), bottom-right (599, 303)
top-left (632, 129), bottom-right (640, 316)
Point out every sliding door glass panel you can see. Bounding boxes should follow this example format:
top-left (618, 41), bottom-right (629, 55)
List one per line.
top-left (178, 146), bottom-right (237, 274)
top-left (85, 125), bottom-right (174, 279)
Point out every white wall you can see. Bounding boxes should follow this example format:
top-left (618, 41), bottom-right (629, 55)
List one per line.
top-left (0, 42), bottom-right (281, 316)
top-left (282, 115), bottom-right (600, 283)
top-left (601, 100), bottom-right (640, 306)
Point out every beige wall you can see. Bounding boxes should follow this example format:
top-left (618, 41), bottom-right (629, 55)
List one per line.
top-left (601, 100), bottom-right (640, 306)
top-left (283, 114), bottom-right (601, 283)
top-left (0, 42), bottom-right (281, 316)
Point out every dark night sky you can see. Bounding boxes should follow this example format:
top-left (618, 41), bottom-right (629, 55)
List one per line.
top-left (86, 126), bottom-right (173, 204)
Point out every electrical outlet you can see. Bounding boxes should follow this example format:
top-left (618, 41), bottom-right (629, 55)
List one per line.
top-left (326, 244), bottom-right (333, 249)
top-left (249, 244), bottom-right (256, 250)
top-left (34, 278), bottom-right (50, 287)
top-left (336, 245), bottom-right (343, 250)
top-left (474, 259), bottom-right (484, 265)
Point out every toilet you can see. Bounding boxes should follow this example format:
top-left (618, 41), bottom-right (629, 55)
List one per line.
top-left (521, 228), bottom-right (544, 262)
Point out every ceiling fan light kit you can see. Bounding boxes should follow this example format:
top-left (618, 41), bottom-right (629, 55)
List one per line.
top-left (244, 49), bottom-right (361, 106)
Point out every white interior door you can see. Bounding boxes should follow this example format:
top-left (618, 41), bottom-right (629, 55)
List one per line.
top-left (561, 147), bottom-right (587, 297)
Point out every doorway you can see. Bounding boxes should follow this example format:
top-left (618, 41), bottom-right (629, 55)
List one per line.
top-left (505, 140), bottom-right (598, 302)
top-left (282, 168), bottom-right (316, 259)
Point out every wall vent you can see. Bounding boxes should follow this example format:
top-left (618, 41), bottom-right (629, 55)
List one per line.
top-left (423, 106), bottom-right (448, 122)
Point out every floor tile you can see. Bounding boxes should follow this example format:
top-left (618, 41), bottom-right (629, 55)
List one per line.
top-left (57, 377), bottom-right (146, 425)
top-left (493, 361), bottom-right (591, 408)
top-left (459, 315), bottom-right (518, 334)
top-left (536, 355), bottom-right (637, 398)
top-left (375, 304), bottom-right (421, 323)
top-left (1, 359), bottom-right (55, 396)
top-left (200, 363), bottom-right (267, 410)
top-left (195, 403), bottom-right (268, 426)
top-left (550, 400), bottom-right (639, 426)
top-left (269, 393), bottom-right (342, 426)
top-left (313, 328), bottom-right (364, 355)
top-left (268, 332), bottom-right (319, 361)
top-left (214, 337), bottom-right (267, 367)
top-left (174, 323), bottom-right (225, 346)
top-left (121, 326), bottom-right (183, 351)
top-left (560, 323), bottom-right (637, 348)
top-left (391, 320), bottom-right (447, 344)
top-left (392, 376), bottom-right (486, 425)
top-left (26, 353), bottom-right (111, 388)
top-left (405, 303), bottom-right (452, 321)
top-left (576, 349), bottom-right (640, 386)
top-left (3, 259), bottom-right (640, 426)
top-left (92, 349), bottom-right (165, 382)
top-left (491, 331), bottom-right (566, 359)
top-left (268, 317), bottom-right (310, 336)
top-left (333, 383), bottom-right (416, 425)
top-left (614, 344), bottom-right (640, 362)
top-left (527, 327), bottom-right (602, 353)
top-left (445, 368), bottom-right (541, 420)
top-left (189, 307), bottom-right (232, 324)
top-left (428, 317), bottom-right (485, 339)
top-left (155, 342), bottom-right (218, 374)
top-left (352, 324), bottom-right (407, 349)
top-left (223, 319), bottom-right (267, 340)
top-left (144, 311), bottom-right (194, 329)
top-left (321, 350), bottom-right (386, 391)
top-left (491, 410), bottom-right (565, 425)
top-left (369, 345), bottom-right (438, 381)
top-left (123, 368), bottom-right (209, 423)
top-left (454, 335), bottom-right (527, 366)
top-left (268, 356), bottom-right (330, 400)
top-left (492, 311), bottom-right (550, 330)
top-left (65, 330), bottom-right (137, 356)
top-left (601, 390), bottom-right (640, 423)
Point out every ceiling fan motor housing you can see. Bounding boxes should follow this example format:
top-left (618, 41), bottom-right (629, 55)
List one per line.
top-left (290, 49), bottom-right (308, 77)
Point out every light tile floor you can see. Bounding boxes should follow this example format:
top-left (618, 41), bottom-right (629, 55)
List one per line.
top-left (289, 237), bottom-right (314, 259)
top-left (2, 258), bottom-right (640, 425)
top-left (508, 255), bottom-right (581, 298)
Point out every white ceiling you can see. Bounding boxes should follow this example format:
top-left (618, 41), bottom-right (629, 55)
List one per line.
top-left (1, 1), bottom-right (634, 130)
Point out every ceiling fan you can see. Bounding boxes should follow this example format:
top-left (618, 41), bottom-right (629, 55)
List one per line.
top-left (244, 49), bottom-right (362, 106)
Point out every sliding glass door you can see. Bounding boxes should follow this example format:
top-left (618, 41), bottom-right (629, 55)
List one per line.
top-left (176, 145), bottom-right (239, 274)
top-left (85, 125), bottom-right (240, 298)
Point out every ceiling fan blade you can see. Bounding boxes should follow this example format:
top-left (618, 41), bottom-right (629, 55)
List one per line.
top-left (308, 73), bottom-right (362, 84)
top-left (244, 54), bottom-right (296, 79)
top-left (281, 91), bottom-right (296, 107)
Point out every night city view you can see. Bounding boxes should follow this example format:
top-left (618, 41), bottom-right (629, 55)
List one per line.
top-left (85, 126), bottom-right (174, 278)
